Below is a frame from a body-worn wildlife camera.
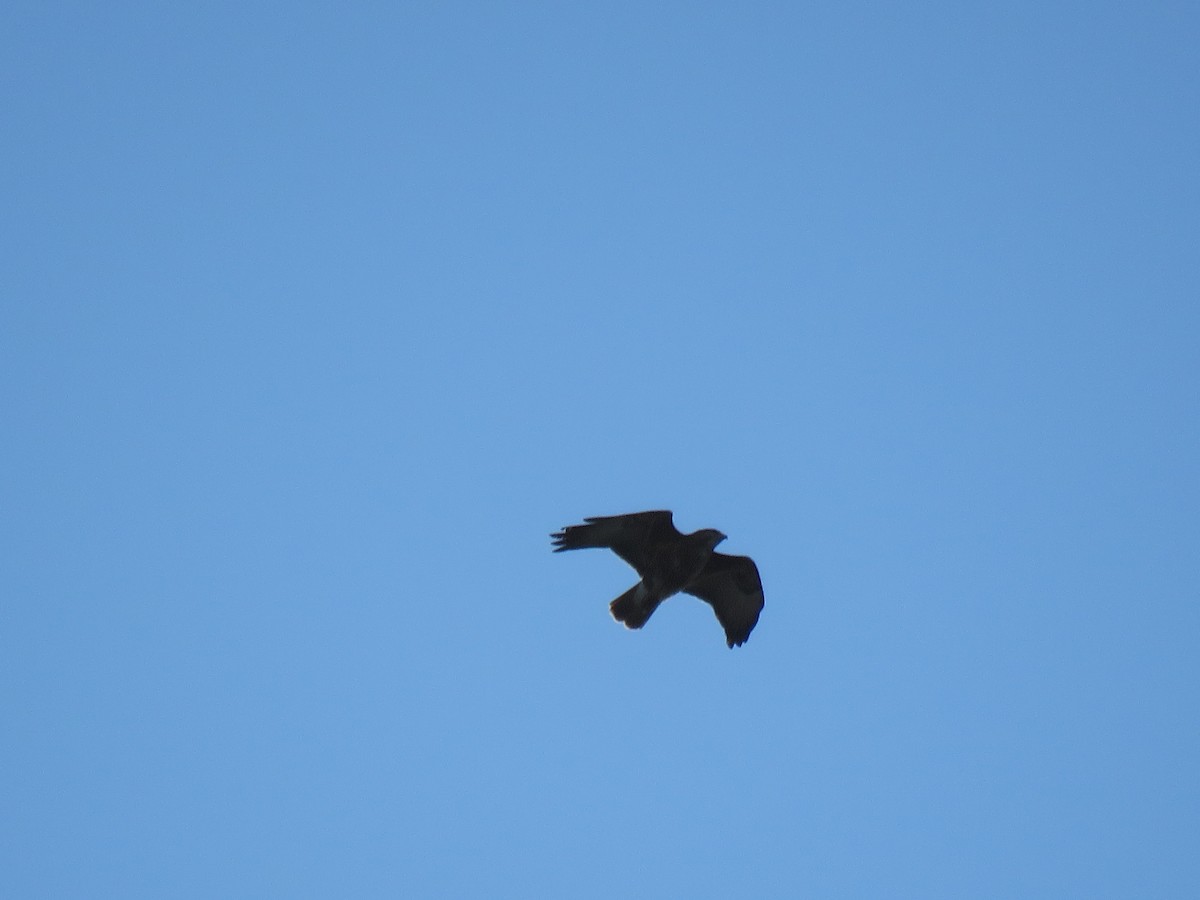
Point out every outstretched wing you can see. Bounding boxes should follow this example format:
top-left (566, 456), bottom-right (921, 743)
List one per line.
top-left (685, 553), bottom-right (765, 648)
top-left (550, 510), bottom-right (681, 576)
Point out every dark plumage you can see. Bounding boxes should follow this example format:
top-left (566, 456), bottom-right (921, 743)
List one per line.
top-left (551, 510), bottom-right (765, 648)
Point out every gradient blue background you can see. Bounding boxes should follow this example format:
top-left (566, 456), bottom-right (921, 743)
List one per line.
top-left (3, 2), bottom-right (1197, 896)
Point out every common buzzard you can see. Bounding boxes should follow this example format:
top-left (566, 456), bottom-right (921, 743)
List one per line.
top-left (551, 510), bottom-right (765, 648)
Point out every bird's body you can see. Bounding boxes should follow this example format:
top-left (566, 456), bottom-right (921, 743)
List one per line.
top-left (551, 510), bottom-right (764, 648)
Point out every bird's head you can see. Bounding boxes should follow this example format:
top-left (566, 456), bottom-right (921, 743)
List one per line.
top-left (698, 528), bottom-right (727, 550)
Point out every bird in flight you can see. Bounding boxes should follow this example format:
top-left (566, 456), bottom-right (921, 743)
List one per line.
top-left (551, 510), bottom-right (765, 648)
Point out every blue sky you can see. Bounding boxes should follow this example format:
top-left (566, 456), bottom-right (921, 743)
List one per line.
top-left (3, 2), bottom-right (1197, 896)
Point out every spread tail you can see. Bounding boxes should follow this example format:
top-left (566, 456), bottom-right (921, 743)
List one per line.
top-left (609, 582), bottom-right (661, 630)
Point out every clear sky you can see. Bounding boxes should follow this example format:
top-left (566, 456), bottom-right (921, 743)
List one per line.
top-left (3, 2), bottom-right (1197, 897)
